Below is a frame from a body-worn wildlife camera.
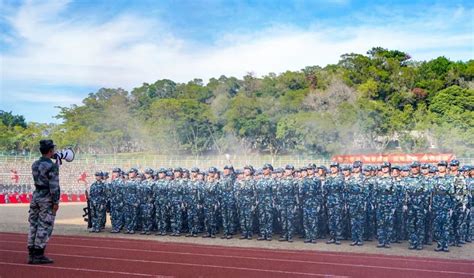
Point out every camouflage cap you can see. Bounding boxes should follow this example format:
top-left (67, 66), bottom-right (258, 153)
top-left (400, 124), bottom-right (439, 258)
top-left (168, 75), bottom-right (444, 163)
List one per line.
top-left (144, 168), bottom-right (154, 175)
top-left (401, 166), bottom-right (410, 172)
top-left (438, 160), bottom-right (448, 166)
top-left (449, 159), bottom-right (460, 166)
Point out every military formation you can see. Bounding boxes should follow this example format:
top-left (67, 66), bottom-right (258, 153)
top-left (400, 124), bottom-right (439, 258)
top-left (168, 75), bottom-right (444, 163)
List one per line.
top-left (87, 160), bottom-right (474, 252)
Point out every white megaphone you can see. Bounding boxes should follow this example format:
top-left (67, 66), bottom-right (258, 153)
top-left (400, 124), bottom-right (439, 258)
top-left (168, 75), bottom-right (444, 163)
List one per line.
top-left (53, 148), bottom-right (75, 165)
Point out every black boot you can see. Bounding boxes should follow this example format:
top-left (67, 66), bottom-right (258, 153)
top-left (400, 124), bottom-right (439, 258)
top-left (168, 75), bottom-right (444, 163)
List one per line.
top-left (27, 246), bottom-right (35, 264)
top-left (32, 247), bottom-right (54, 264)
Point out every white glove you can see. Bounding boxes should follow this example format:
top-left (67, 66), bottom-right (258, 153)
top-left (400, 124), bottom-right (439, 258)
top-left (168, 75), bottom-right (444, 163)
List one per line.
top-left (462, 204), bottom-right (466, 212)
top-left (403, 205), bottom-right (408, 212)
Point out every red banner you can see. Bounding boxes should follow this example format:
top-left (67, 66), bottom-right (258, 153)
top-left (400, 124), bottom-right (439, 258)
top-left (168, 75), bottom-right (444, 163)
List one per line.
top-left (331, 153), bottom-right (455, 164)
top-left (0, 194), bottom-right (86, 204)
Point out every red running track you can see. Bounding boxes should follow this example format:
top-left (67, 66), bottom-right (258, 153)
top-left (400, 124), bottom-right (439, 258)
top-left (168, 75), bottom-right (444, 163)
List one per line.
top-left (0, 232), bottom-right (472, 278)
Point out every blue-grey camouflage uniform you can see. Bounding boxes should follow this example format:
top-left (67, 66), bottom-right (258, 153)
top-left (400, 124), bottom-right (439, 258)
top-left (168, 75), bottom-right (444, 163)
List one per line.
top-left (138, 179), bottom-right (155, 234)
top-left (28, 157), bottom-right (60, 249)
top-left (89, 179), bottom-right (107, 232)
top-left (346, 173), bottom-right (367, 244)
top-left (255, 175), bottom-right (274, 239)
top-left (300, 176), bottom-right (323, 242)
top-left (123, 178), bottom-right (140, 233)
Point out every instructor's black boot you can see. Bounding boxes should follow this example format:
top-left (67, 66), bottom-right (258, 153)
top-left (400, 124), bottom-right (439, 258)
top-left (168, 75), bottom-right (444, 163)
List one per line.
top-left (27, 246), bottom-right (35, 264)
top-left (32, 247), bottom-right (54, 264)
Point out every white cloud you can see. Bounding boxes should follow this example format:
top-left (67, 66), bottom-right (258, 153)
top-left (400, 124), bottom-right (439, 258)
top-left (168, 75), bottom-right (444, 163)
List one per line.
top-left (1, 0), bottom-right (473, 95)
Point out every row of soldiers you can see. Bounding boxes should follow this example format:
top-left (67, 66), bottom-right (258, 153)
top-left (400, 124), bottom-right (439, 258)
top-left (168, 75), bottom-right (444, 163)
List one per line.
top-left (87, 160), bottom-right (473, 252)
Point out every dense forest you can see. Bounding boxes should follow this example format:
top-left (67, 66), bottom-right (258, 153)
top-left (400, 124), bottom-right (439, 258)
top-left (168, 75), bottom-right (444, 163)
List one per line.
top-left (2, 47), bottom-right (473, 157)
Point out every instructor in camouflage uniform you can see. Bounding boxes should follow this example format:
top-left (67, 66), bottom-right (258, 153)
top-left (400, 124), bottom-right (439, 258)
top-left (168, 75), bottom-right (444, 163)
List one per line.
top-left (27, 139), bottom-right (60, 264)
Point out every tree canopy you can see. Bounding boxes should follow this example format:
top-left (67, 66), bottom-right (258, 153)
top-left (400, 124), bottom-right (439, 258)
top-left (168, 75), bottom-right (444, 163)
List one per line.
top-left (3, 47), bottom-right (474, 157)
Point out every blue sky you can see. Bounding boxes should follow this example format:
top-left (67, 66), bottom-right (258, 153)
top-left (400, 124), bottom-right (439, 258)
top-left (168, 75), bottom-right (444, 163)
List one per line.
top-left (1, 0), bottom-right (473, 123)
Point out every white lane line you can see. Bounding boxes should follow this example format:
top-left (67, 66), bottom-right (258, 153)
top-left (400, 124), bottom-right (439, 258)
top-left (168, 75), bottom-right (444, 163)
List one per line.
top-left (1, 239), bottom-right (473, 270)
top-left (0, 251), bottom-right (346, 278)
top-left (0, 261), bottom-right (172, 277)
top-left (1, 249), bottom-right (472, 277)
top-left (1, 235), bottom-right (470, 266)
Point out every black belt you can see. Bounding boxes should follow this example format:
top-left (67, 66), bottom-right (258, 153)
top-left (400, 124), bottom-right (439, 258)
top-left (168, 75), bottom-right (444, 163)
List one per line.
top-left (34, 184), bottom-right (49, 190)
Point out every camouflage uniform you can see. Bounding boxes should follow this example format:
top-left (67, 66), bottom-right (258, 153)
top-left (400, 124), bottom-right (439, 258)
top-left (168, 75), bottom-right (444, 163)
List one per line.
top-left (28, 156), bottom-right (60, 254)
top-left (392, 175), bottom-right (406, 243)
top-left (219, 174), bottom-right (237, 237)
top-left (123, 177), bottom-right (140, 233)
top-left (325, 173), bottom-right (344, 243)
top-left (433, 173), bottom-right (455, 251)
top-left (109, 176), bottom-right (125, 232)
top-left (363, 171), bottom-right (376, 241)
top-left (300, 176), bottom-right (322, 243)
top-left (236, 177), bottom-right (256, 238)
top-left (202, 179), bottom-right (219, 237)
top-left (346, 173), bottom-right (367, 245)
top-left (255, 175), bottom-right (274, 240)
top-left (169, 178), bottom-right (185, 235)
top-left (375, 174), bottom-right (395, 247)
top-left (467, 174), bottom-right (473, 242)
top-left (153, 178), bottom-right (170, 235)
top-left (421, 173), bottom-right (434, 245)
top-left (450, 173), bottom-right (468, 246)
top-left (89, 177), bottom-right (107, 232)
top-left (277, 176), bottom-right (297, 241)
top-left (405, 174), bottom-right (428, 249)
top-left (184, 179), bottom-right (202, 236)
top-left (139, 178), bottom-right (155, 234)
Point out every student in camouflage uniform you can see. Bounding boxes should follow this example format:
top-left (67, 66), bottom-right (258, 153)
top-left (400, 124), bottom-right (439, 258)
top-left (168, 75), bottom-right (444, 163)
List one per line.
top-left (300, 165), bottom-right (322, 243)
top-left (256, 164), bottom-right (275, 241)
top-left (391, 165), bottom-right (404, 243)
top-left (433, 161), bottom-right (455, 252)
top-left (347, 162), bottom-right (366, 246)
top-left (123, 168), bottom-right (140, 234)
top-left (325, 162), bottom-right (344, 245)
top-left (420, 164), bottom-right (434, 245)
top-left (237, 166), bottom-right (256, 239)
top-left (153, 168), bottom-right (169, 236)
top-left (466, 166), bottom-right (473, 242)
top-left (341, 165), bottom-right (352, 240)
top-left (403, 166), bottom-right (427, 250)
top-left (169, 168), bottom-right (185, 236)
top-left (27, 139), bottom-right (60, 264)
top-left (448, 160), bottom-right (469, 246)
top-left (316, 165), bottom-right (329, 239)
top-left (101, 172), bottom-right (110, 229)
top-left (220, 165), bottom-right (236, 239)
top-left (375, 162), bottom-right (395, 248)
top-left (139, 169), bottom-right (155, 235)
top-left (89, 171), bottom-right (107, 233)
top-left (110, 168), bottom-right (124, 233)
top-left (185, 168), bottom-right (202, 237)
top-left (362, 166), bottom-right (376, 241)
top-left (203, 167), bottom-right (219, 238)
top-left (277, 165), bottom-right (298, 242)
